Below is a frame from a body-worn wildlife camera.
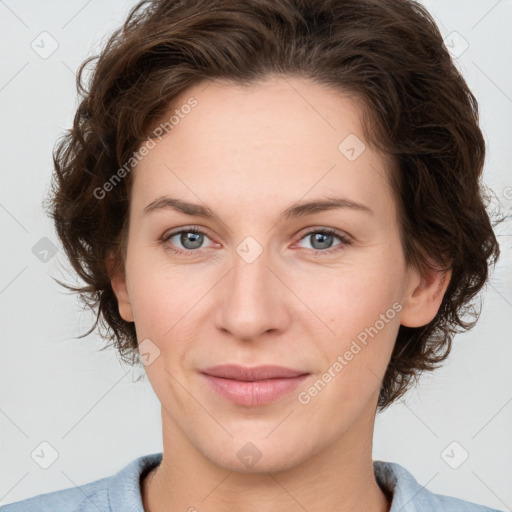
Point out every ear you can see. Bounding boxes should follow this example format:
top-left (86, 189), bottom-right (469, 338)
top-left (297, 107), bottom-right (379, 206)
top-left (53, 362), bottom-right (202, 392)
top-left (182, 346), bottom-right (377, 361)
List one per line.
top-left (105, 250), bottom-right (134, 323)
top-left (400, 262), bottom-right (451, 328)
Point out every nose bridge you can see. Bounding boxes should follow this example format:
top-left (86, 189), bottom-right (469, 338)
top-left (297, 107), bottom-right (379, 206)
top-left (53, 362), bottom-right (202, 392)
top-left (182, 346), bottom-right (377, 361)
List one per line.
top-left (216, 239), bottom-right (289, 341)
top-left (232, 242), bottom-right (270, 298)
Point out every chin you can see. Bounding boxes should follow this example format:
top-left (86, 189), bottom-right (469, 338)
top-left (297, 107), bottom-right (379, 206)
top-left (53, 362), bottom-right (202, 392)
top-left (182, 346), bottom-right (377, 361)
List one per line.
top-left (199, 433), bottom-right (317, 475)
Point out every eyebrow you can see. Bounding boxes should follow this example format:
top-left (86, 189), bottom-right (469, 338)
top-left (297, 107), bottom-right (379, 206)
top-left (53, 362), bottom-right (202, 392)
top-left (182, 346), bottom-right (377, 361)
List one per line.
top-left (143, 195), bottom-right (374, 220)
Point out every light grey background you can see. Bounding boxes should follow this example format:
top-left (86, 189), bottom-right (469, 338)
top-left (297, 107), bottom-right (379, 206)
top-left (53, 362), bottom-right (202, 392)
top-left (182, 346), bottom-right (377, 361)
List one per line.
top-left (1, 0), bottom-right (511, 509)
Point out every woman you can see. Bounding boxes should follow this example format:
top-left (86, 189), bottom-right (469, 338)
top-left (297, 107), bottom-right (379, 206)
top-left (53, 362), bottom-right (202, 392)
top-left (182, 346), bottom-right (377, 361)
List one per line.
top-left (4, 0), bottom-right (504, 510)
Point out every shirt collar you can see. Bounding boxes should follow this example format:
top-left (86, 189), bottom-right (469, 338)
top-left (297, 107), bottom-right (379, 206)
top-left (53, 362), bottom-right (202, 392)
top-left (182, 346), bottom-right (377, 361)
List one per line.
top-left (106, 453), bottom-right (429, 512)
top-left (107, 452), bottom-right (162, 511)
top-left (374, 460), bottom-right (434, 512)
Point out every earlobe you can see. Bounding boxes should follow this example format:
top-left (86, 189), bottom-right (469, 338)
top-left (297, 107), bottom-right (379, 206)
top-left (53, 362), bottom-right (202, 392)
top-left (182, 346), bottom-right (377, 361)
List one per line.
top-left (105, 250), bottom-right (134, 323)
top-left (400, 264), bottom-right (451, 328)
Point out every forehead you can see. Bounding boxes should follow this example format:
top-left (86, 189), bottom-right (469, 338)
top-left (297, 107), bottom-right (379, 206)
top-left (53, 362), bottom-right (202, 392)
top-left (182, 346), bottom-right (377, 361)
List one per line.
top-left (131, 76), bottom-right (394, 221)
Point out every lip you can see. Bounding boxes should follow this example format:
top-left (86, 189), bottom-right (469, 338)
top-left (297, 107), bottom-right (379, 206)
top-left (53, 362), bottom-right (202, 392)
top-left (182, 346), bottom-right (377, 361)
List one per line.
top-left (202, 364), bottom-right (307, 381)
top-left (200, 365), bottom-right (309, 406)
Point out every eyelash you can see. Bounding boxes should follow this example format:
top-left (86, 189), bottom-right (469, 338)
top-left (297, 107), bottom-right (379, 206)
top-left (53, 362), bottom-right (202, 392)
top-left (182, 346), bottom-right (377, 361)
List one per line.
top-left (161, 226), bottom-right (351, 256)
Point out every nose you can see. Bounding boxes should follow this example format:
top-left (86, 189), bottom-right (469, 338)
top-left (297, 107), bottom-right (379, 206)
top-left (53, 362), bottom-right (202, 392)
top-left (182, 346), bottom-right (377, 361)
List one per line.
top-left (214, 246), bottom-right (291, 342)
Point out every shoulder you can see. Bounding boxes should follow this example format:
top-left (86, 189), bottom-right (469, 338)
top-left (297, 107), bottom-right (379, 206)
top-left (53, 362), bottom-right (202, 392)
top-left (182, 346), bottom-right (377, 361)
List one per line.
top-left (374, 461), bottom-right (505, 512)
top-left (0, 477), bottom-right (108, 512)
top-left (1, 452), bottom-right (163, 512)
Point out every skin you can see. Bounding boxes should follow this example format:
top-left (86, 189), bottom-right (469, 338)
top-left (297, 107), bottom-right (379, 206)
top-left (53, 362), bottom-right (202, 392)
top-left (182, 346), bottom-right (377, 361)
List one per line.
top-left (108, 75), bottom-right (451, 512)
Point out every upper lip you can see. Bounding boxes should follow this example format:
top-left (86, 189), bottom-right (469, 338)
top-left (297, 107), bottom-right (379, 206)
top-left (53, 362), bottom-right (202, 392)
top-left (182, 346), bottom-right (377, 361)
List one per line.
top-left (201, 364), bottom-right (308, 381)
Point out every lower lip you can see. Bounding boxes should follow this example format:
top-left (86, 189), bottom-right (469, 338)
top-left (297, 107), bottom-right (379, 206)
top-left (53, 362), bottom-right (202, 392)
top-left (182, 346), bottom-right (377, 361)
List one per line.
top-left (201, 374), bottom-right (309, 406)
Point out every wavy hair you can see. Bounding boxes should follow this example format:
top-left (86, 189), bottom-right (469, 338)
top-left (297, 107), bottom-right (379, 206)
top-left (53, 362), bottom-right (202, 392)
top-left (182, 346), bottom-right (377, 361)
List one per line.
top-left (46, 0), bottom-right (501, 409)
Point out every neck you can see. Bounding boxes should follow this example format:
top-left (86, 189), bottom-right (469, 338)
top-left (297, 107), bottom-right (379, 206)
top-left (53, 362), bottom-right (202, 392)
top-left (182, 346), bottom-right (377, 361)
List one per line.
top-left (142, 407), bottom-right (390, 512)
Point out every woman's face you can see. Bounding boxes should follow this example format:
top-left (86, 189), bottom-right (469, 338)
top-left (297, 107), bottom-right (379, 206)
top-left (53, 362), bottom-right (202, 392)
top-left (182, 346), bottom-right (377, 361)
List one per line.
top-left (110, 76), bottom-right (445, 473)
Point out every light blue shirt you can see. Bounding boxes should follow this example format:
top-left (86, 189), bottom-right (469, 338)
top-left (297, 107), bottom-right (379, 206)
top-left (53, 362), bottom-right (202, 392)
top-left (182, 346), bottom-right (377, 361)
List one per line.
top-left (1, 452), bottom-right (504, 511)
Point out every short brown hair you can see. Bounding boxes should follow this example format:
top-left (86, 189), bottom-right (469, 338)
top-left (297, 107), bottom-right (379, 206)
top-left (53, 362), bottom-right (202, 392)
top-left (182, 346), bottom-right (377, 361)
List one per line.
top-left (47, 0), bottom-right (501, 409)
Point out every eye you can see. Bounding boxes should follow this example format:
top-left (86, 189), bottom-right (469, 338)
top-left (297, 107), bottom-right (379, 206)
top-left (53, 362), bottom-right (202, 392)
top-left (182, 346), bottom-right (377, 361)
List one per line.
top-left (295, 228), bottom-right (351, 254)
top-left (162, 227), bottom-right (215, 254)
top-left (162, 226), bottom-right (351, 256)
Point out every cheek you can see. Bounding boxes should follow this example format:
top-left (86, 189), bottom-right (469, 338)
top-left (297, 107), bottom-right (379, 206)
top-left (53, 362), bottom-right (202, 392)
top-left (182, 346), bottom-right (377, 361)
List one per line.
top-left (125, 247), bottom-right (204, 335)
top-left (126, 265), bottom-right (205, 397)
top-left (301, 260), bottom-right (403, 336)
top-left (298, 273), bottom-right (401, 413)
top-left (295, 257), bottom-right (403, 387)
